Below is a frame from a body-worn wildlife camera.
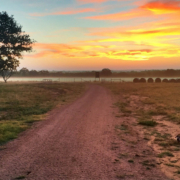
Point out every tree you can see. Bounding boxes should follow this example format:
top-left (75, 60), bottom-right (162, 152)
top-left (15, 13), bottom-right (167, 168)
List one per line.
top-left (39, 70), bottom-right (49, 76)
top-left (0, 11), bottom-right (35, 82)
top-left (19, 67), bottom-right (29, 76)
top-left (101, 68), bottom-right (112, 76)
top-left (29, 70), bottom-right (38, 76)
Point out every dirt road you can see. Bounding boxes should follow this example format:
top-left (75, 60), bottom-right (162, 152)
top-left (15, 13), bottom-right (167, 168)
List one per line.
top-left (0, 85), bottom-right (169, 180)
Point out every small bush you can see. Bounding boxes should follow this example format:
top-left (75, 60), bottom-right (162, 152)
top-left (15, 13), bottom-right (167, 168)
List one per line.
top-left (128, 159), bottom-right (134, 163)
top-left (138, 120), bottom-right (157, 126)
top-left (142, 160), bottom-right (156, 167)
top-left (15, 176), bottom-right (26, 179)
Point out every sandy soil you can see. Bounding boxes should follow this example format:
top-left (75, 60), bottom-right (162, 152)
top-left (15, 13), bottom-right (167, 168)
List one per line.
top-left (119, 94), bottom-right (180, 180)
top-left (0, 85), bottom-right (169, 180)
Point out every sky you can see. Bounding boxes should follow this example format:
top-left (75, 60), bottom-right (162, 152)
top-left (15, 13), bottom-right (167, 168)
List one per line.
top-left (1, 0), bottom-right (180, 71)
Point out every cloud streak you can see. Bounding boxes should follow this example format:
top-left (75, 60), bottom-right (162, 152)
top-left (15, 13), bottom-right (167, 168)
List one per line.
top-left (30, 7), bottom-right (99, 17)
top-left (77, 0), bottom-right (108, 3)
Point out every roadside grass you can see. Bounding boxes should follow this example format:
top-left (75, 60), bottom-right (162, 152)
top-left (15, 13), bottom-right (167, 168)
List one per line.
top-left (0, 82), bottom-right (85, 145)
top-left (114, 102), bottom-right (132, 114)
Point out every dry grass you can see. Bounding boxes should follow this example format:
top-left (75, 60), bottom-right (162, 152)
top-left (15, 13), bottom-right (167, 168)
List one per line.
top-left (0, 82), bottom-right (85, 145)
top-left (104, 82), bottom-right (180, 123)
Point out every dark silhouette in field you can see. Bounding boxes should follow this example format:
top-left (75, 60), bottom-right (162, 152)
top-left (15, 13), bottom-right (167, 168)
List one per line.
top-left (133, 78), bottom-right (139, 83)
top-left (95, 72), bottom-right (100, 78)
top-left (155, 78), bottom-right (161, 83)
top-left (139, 78), bottom-right (146, 83)
top-left (0, 11), bottom-right (35, 82)
top-left (176, 134), bottom-right (180, 142)
top-left (162, 79), bottom-right (169, 83)
top-left (147, 78), bottom-right (154, 83)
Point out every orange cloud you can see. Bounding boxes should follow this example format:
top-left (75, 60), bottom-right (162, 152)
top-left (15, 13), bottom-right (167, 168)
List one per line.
top-left (25, 41), bottom-right (180, 62)
top-left (84, 0), bottom-right (180, 21)
top-left (27, 43), bottom-right (114, 59)
top-left (85, 22), bottom-right (180, 50)
top-left (141, 0), bottom-right (180, 15)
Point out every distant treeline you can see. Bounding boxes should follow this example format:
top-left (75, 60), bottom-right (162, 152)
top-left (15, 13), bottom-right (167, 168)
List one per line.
top-left (14, 68), bottom-right (180, 77)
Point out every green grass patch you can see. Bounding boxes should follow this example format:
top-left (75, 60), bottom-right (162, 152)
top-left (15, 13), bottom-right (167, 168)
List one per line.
top-left (158, 151), bottom-right (174, 158)
top-left (0, 121), bottom-right (27, 145)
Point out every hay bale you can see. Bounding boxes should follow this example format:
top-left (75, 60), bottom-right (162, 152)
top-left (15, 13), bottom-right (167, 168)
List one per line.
top-left (133, 78), bottom-right (139, 83)
top-left (169, 79), bottom-right (176, 83)
top-left (147, 78), bottom-right (154, 83)
top-left (139, 78), bottom-right (146, 83)
top-left (155, 78), bottom-right (161, 83)
top-left (162, 79), bottom-right (169, 83)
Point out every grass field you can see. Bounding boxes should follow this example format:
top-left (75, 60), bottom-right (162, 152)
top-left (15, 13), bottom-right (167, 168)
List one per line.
top-left (0, 82), bottom-right (85, 145)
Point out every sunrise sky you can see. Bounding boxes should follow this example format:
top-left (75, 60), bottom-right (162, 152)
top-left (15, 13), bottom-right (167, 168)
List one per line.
top-left (2, 0), bottom-right (180, 70)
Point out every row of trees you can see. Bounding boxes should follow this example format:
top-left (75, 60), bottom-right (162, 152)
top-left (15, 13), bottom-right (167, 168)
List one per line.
top-left (13, 68), bottom-right (112, 77)
top-left (13, 68), bottom-right (180, 77)
top-left (112, 69), bottom-right (180, 77)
